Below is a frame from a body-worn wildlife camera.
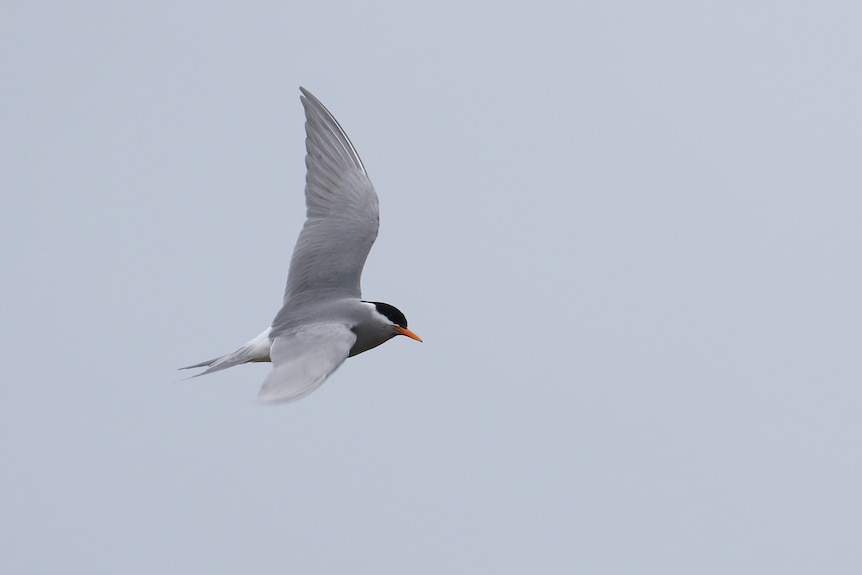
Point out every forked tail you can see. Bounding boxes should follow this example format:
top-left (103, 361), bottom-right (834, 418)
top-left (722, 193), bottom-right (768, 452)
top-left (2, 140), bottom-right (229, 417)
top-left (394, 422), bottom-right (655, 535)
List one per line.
top-left (180, 328), bottom-right (273, 378)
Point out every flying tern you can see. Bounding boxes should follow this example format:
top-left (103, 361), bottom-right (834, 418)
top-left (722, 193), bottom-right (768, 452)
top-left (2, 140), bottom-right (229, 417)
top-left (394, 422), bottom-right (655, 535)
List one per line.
top-left (181, 87), bottom-right (421, 403)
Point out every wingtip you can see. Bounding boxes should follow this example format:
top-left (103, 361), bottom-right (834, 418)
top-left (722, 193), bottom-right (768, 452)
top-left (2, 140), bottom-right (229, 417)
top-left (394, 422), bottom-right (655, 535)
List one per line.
top-left (299, 86), bottom-right (316, 104)
top-left (297, 87), bottom-right (367, 175)
top-left (256, 389), bottom-right (302, 405)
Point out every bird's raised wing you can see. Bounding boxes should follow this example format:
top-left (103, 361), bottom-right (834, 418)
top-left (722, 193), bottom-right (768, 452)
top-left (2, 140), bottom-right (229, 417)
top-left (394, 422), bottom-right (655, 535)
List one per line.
top-left (282, 88), bottom-right (379, 301)
top-left (257, 323), bottom-right (356, 403)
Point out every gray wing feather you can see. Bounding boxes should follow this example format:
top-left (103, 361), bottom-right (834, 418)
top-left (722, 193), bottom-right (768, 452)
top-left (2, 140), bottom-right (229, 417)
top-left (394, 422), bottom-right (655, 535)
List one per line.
top-left (282, 88), bottom-right (379, 300)
top-left (257, 323), bottom-right (356, 403)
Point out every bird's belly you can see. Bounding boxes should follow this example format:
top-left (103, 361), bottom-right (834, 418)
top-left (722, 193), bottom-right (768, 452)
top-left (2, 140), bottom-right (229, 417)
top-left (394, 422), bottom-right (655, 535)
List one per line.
top-left (348, 331), bottom-right (391, 357)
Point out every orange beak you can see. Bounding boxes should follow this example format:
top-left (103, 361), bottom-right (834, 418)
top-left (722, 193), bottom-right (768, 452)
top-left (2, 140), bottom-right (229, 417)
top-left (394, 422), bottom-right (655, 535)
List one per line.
top-left (395, 326), bottom-right (423, 342)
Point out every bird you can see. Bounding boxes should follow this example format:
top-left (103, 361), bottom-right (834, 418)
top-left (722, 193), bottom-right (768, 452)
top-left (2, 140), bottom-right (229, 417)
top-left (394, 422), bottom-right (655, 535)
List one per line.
top-left (181, 87), bottom-right (421, 403)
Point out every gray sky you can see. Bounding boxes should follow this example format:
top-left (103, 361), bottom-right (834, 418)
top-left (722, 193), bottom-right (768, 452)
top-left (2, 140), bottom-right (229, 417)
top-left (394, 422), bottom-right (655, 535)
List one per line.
top-left (2, 1), bottom-right (861, 573)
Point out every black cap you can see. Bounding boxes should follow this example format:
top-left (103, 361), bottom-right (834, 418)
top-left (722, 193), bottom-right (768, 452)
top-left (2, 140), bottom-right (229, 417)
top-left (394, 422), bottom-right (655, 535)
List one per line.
top-left (368, 301), bottom-right (408, 329)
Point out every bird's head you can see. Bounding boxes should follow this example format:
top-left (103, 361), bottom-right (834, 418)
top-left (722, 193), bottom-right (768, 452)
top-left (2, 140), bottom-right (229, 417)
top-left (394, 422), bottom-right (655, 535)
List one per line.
top-left (366, 301), bottom-right (423, 342)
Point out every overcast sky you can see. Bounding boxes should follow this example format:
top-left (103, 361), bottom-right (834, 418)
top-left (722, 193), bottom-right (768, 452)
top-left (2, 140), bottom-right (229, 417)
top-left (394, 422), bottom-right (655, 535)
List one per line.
top-left (2, 1), bottom-right (861, 573)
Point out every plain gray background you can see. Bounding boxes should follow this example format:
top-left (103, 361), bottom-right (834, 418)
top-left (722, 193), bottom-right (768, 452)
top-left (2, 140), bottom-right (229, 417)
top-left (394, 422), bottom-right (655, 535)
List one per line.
top-left (2, 1), bottom-right (860, 573)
